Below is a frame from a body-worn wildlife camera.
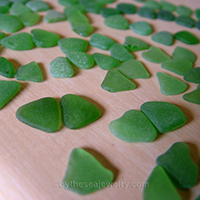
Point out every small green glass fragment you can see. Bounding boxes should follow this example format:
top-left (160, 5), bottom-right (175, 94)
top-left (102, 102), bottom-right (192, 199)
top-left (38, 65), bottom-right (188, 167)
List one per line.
top-left (95, 0), bottom-right (114, 3)
top-left (1, 32), bottom-right (34, 50)
top-left (0, 5), bottom-right (9, 13)
top-left (110, 43), bottom-right (134, 62)
top-left (26, 0), bottom-right (50, 12)
top-left (16, 97), bottom-right (60, 133)
top-left (142, 46), bottom-right (171, 63)
top-left (124, 36), bottom-right (149, 51)
top-left (175, 16), bottom-right (195, 28)
top-left (58, 0), bottom-right (78, 6)
top-left (83, 2), bottom-right (104, 14)
top-left (116, 59), bottom-right (150, 79)
top-left (174, 31), bottom-right (199, 45)
top-left (184, 67), bottom-right (200, 84)
top-left (183, 85), bottom-right (200, 105)
top-left (49, 57), bottom-right (74, 78)
top-left (31, 29), bottom-right (60, 48)
top-left (176, 5), bottom-right (192, 17)
top-left (15, 61), bottom-right (43, 82)
top-left (0, 57), bottom-right (15, 78)
top-left (104, 14), bottom-right (129, 30)
top-left (9, 2), bottom-right (31, 16)
top-left (195, 9), bottom-right (200, 19)
top-left (68, 10), bottom-right (89, 24)
top-left (129, 21), bottom-right (153, 36)
top-left (70, 22), bottom-right (93, 37)
top-left (58, 38), bottom-right (88, 53)
top-left (156, 72), bottom-right (187, 95)
top-left (63, 148), bottom-right (113, 194)
top-left (0, 14), bottom-right (23, 33)
top-left (19, 12), bottom-right (40, 27)
top-left (101, 69), bottom-right (136, 92)
top-left (0, 80), bottom-right (20, 109)
top-left (43, 10), bottom-right (67, 23)
top-left (160, 1), bottom-right (176, 12)
top-left (151, 31), bottom-right (173, 46)
top-left (116, 3), bottom-right (136, 14)
top-left (10, 0), bottom-right (29, 4)
top-left (172, 46), bottom-right (196, 63)
top-left (161, 59), bottom-right (193, 75)
top-left (64, 4), bottom-right (85, 16)
top-left (140, 101), bottom-right (186, 134)
top-left (90, 33), bottom-right (115, 50)
top-left (156, 142), bottom-right (198, 188)
top-left (100, 7), bottom-right (121, 18)
top-left (137, 6), bottom-right (157, 19)
top-left (196, 20), bottom-right (200, 30)
top-left (109, 110), bottom-right (157, 143)
top-left (143, 165), bottom-right (181, 200)
top-left (93, 53), bottom-right (120, 70)
top-left (66, 51), bottom-right (94, 69)
top-left (144, 0), bottom-right (161, 10)
top-left (60, 94), bottom-right (100, 129)
top-left (0, 31), bottom-right (6, 41)
top-left (157, 10), bottom-right (175, 21)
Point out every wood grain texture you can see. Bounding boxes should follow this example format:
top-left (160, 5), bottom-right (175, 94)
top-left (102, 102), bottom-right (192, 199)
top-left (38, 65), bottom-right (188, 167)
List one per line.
top-left (0, 0), bottom-right (200, 200)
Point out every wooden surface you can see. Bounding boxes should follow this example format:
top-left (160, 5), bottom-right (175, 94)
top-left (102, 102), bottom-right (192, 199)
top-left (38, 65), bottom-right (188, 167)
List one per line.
top-left (0, 0), bottom-right (200, 199)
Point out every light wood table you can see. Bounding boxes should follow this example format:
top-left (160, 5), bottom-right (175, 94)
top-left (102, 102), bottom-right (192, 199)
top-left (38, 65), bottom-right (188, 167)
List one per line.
top-left (0, 0), bottom-right (200, 199)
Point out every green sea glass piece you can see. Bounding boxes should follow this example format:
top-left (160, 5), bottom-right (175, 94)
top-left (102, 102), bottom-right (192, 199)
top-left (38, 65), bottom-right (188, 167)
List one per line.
top-left (156, 72), bottom-right (187, 95)
top-left (0, 57), bottom-right (15, 78)
top-left (9, 2), bottom-right (31, 16)
top-left (176, 5), bottom-right (192, 17)
top-left (58, 0), bottom-right (78, 6)
top-left (68, 10), bottom-right (89, 24)
top-left (93, 53), bottom-right (120, 70)
top-left (151, 31), bottom-right (173, 46)
top-left (183, 85), bottom-right (200, 105)
top-left (15, 61), bottom-right (43, 82)
top-left (58, 38), bottom-right (88, 53)
top-left (83, 2), bottom-right (104, 14)
top-left (124, 36), bottom-right (149, 52)
top-left (0, 31), bottom-right (6, 41)
top-left (0, 5), bottom-right (9, 13)
top-left (70, 22), bottom-right (93, 37)
top-left (0, 80), bottom-right (20, 109)
top-left (16, 97), bottom-right (60, 133)
top-left (109, 110), bottom-right (157, 142)
top-left (49, 57), bottom-right (74, 78)
top-left (116, 3), bottom-right (136, 14)
top-left (10, 0), bottom-right (29, 4)
top-left (0, 14), bottom-right (23, 33)
top-left (66, 51), bottom-right (94, 69)
top-left (60, 94), bottom-right (100, 129)
top-left (143, 165), bottom-right (181, 200)
top-left (174, 31), bottom-right (199, 45)
top-left (1, 32), bottom-right (34, 50)
top-left (137, 6), bottom-right (157, 19)
top-left (64, 4), bottom-right (85, 17)
top-left (104, 14), bottom-right (129, 30)
top-left (19, 12), bottom-right (40, 27)
top-left (90, 33), bottom-right (115, 50)
top-left (172, 46), bottom-right (196, 63)
top-left (116, 59), bottom-right (150, 79)
top-left (175, 16), bottom-right (195, 28)
top-left (160, 1), bottom-right (176, 12)
top-left (157, 10), bottom-right (175, 21)
top-left (100, 7), bottom-right (121, 18)
top-left (26, 0), bottom-right (50, 12)
top-left (43, 10), bottom-right (67, 23)
top-left (184, 67), bottom-right (200, 84)
top-left (129, 21), bottom-right (152, 36)
top-left (140, 101), bottom-right (186, 134)
top-left (63, 148), bottom-right (113, 194)
top-left (144, 0), bottom-right (161, 9)
top-left (31, 29), bottom-right (60, 48)
top-left (195, 8), bottom-right (200, 19)
top-left (95, 0), bottom-right (114, 3)
top-left (156, 142), bottom-right (198, 188)
top-left (101, 69), bottom-right (136, 92)
top-left (196, 20), bottom-right (200, 30)
top-left (142, 46), bottom-right (171, 63)
top-left (110, 43), bottom-right (134, 62)
top-left (161, 58), bottom-right (193, 75)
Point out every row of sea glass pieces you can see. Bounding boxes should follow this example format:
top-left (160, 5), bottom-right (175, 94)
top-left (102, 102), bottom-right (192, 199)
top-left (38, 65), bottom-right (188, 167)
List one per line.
top-left (46, 141), bottom-right (199, 198)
